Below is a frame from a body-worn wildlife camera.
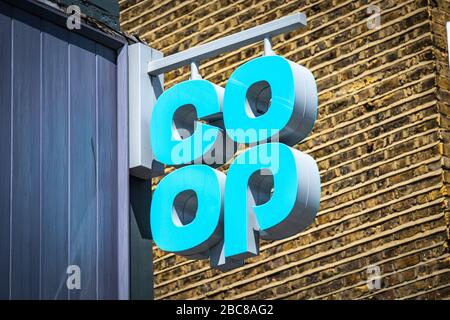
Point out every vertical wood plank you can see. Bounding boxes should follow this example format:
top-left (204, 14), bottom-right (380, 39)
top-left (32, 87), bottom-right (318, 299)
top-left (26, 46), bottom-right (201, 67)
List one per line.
top-left (10, 7), bottom-right (41, 299)
top-left (96, 44), bottom-right (118, 299)
top-left (69, 33), bottom-right (97, 300)
top-left (41, 20), bottom-right (69, 300)
top-left (0, 1), bottom-right (12, 300)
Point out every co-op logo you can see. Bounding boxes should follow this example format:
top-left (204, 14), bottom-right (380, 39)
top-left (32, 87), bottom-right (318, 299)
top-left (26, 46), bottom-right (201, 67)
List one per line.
top-left (150, 55), bottom-right (320, 270)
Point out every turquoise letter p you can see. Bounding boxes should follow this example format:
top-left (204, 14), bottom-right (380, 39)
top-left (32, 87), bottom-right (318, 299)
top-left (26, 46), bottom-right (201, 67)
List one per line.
top-left (223, 143), bottom-right (320, 263)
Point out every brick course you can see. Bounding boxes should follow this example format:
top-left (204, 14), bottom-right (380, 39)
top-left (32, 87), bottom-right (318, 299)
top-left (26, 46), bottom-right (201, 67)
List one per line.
top-left (120, 0), bottom-right (450, 299)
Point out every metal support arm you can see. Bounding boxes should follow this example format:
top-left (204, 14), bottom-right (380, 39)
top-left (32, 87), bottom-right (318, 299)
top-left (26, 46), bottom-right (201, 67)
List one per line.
top-left (147, 12), bottom-right (307, 75)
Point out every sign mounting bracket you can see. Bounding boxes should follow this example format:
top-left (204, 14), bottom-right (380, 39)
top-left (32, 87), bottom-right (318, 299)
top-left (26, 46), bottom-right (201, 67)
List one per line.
top-left (147, 12), bottom-right (307, 76)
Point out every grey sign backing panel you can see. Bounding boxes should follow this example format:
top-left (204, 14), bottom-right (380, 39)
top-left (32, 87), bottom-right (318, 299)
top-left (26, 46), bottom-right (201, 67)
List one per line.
top-left (0, 0), bottom-right (126, 299)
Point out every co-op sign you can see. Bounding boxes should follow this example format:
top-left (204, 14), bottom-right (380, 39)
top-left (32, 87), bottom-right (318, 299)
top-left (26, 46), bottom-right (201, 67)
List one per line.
top-left (129, 13), bottom-right (320, 270)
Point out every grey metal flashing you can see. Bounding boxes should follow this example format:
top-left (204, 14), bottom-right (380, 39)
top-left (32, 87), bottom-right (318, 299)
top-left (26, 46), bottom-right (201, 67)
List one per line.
top-left (117, 43), bottom-right (130, 300)
top-left (2, 0), bottom-right (127, 49)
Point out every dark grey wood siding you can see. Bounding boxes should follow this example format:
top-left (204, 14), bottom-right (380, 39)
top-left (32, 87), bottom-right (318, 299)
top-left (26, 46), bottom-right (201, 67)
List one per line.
top-left (0, 1), bottom-right (122, 300)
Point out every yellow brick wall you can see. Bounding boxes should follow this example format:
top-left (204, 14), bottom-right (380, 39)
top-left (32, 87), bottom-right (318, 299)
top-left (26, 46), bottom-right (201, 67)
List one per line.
top-left (120, 0), bottom-right (450, 299)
